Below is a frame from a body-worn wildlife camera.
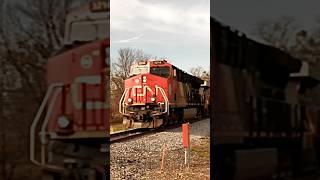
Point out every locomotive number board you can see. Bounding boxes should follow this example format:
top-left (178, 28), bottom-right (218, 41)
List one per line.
top-left (153, 61), bottom-right (165, 65)
top-left (90, 1), bottom-right (109, 12)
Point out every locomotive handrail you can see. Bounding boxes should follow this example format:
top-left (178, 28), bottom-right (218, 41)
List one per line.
top-left (40, 87), bottom-right (62, 144)
top-left (119, 88), bottom-right (129, 114)
top-left (30, 82), bottom-right (65, 171)
top-left (156, 86), bottom-right (169, 115)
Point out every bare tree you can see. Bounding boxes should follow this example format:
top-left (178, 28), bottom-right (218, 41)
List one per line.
top-left (290, 18), bottom-right (320, 63)
top-left (112, 48), bottom-right (151, 80)
top-left (253, 16), bottom-right (320, 63)
top-left (190, 66), bottom-right (210, 82)
top-left (252, 16), bottom-right (299, 51)
top-left (111, 48), bottom-right (151, 93)
top-left (0, 0), bottom-right (86, 102)
top-left (290, 30), bottom-right (320, 62)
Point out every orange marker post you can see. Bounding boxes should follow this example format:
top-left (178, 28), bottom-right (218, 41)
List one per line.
top-left (182, 123), bottom-right (190, 148)
top-left (182, 123), bottom-right (190, 166)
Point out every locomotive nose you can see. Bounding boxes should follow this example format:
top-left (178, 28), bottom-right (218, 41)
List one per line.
top-left (125, 75), bottom-right (158, 104)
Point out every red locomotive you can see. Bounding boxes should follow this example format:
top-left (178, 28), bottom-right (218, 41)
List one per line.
top-left (30, 1), bottom-right (109, 179)
top-left (119, 60), bottom-right (209, 129)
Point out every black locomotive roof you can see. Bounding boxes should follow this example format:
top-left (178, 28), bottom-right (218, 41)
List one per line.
top-left (211, 18), bottom-right (302, 74)
top-left (172, 65), bottom-right (204, 86)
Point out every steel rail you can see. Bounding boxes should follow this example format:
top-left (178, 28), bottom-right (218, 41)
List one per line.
top-left (110, 117), bottom-right (207, 144)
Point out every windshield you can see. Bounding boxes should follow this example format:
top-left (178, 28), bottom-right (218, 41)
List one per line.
top-left (69, 19), bottom-right (108, 42)
top-left (150, 67), bottom-right (170, 78)
top-left (130, 66), bottom-right (149, 76)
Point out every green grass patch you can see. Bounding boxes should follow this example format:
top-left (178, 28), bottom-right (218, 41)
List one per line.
top-left (191, 137), bottom-right (210, 158)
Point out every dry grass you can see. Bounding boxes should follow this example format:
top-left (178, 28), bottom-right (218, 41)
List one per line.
top-left (146, 137), bottom-right (210, 180)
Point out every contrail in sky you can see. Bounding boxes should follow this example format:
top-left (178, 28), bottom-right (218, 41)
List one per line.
top-left (114, 34), bottom-right (143, 43)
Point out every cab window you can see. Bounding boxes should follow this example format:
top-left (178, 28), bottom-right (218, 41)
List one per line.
top-left (129, 66), bottom-right (149, 77)
top-left (150, 67), bottom-right (170, 78)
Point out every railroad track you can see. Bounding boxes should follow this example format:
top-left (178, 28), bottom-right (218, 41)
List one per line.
top-left (110, 128), bottom-right (153, 143)
top-left (110, 117), bottom-right (207, 144)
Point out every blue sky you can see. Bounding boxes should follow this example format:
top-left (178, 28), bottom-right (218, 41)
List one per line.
top-left (110, 0), bottom-right (210, 73)
top-left (211, 0), bottom-right (320, 43)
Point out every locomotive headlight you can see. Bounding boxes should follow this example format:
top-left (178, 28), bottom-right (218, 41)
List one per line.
top-left (128, 98), bottom-right (133, 103)
top-left (151, 97), bottom-right (156, 102)
top-left (80, 55), bottom-right (93, 69)
top-left (57, 116), bottom-right (70, 128)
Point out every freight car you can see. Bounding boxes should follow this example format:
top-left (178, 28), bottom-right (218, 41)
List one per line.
top-left (30, 1), bottom-right (109, 179)
top-left (119, 60), bottom-right (209, 129)
top-left (211, 18), bottom-right (320, 180)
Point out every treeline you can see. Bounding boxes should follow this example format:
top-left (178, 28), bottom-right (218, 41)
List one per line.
top-left (252, 16), bottom-right (320, 62)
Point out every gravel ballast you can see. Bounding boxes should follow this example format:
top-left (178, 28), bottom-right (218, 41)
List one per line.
top-left (110, 119), bottom-right (210, 179)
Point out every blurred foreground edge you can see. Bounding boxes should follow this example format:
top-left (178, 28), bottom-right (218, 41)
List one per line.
top-left (29, 1), bottom-right (110, 179)
top-left (211, 17), bottom-right (320, 180)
